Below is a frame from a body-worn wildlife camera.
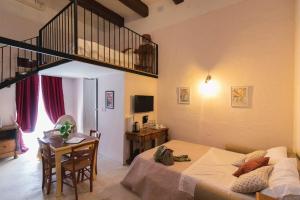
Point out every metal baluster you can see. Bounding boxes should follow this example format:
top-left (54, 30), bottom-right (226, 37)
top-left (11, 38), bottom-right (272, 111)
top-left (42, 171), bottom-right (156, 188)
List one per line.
top-left (127, 29), bottom-right (129, 68)
top-left (114, 24), bottom-right (115, 64)
top-left (123, 28), bottom-right (125, 67)
top-left (132, 31), bottom-right (133, 69)
top-left (1, 48), bottom-right (3, 82)
top-left (9, 46), bottom-right (11, 78)
top-left (84, 8), bottom-right (86, 57)
top-left (97, 15), bottom-right (99, 60)
top-left (119, 26), bottom-right (120, 66)
top-left (103, 18), bottom-right (105, 62)
top-left (91, 10), bottom-right (93, 59)
top-left (109, 21), bottom-right (110, 63)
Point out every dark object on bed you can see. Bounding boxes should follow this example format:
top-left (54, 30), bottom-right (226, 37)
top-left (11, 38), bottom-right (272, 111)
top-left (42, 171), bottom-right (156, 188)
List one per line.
top-left (17, 57), bottom-right (37, 68)
top-left (154, 145), bottom-right (174, 166)
top-left (134, 34), bottom-right (155, 73)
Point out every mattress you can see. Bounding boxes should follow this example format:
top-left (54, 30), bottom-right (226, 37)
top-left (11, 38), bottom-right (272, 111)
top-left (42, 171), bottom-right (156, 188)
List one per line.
top-left (121, 140), bottom-right (256, 200)
top-left (78, 38), bottom-right (135, 68)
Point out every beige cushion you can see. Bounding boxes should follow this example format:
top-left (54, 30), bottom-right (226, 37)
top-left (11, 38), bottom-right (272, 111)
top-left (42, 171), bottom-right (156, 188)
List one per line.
top-left (233, 150), bottom-right (267, 167)
top-left (231, 166), bottom-right (273, 194)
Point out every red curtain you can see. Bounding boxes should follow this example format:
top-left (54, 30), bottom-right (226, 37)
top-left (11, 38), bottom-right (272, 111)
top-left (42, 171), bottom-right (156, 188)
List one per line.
top-left (16, 74), bottom-right (39, 132)
top-left (41, 76), bottom-right (65, 124)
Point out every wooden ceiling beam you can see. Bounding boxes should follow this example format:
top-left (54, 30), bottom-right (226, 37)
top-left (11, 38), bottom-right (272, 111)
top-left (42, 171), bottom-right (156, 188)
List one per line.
top-left (118, 0), bottom-right (149, 17)
top-left (75, 0), bottom-right (124, 27)
top-left (173, 0), bottom-right (184, 5)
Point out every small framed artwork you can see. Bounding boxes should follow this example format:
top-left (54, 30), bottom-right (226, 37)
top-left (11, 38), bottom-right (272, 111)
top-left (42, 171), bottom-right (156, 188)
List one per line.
top-left (231, 86), bottom-right (250, 107)
top-left (105, 91), bottom-right (114, 109)
top-left (177, 87), bottom-right (190, 104)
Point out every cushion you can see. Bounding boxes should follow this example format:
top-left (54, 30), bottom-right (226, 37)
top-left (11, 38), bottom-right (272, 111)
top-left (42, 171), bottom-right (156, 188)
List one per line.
top-left (265, 146), bottom-right (287, 165)
top-left (231, 166), bottom-right (273, 194)
top-left (232, 150), bottom-right (267, 167)
top-left (262, 158), bottom-right (300, 199)
top-left (233, 157), bottom-right (270, 177)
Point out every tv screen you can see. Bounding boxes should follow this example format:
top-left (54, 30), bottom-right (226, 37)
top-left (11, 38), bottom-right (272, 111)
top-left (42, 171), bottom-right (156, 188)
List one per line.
top-left (134, 95), bottom-right (154, 113)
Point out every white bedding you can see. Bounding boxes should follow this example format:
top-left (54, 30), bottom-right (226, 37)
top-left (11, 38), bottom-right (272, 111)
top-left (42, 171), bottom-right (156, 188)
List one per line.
top-left (78, 38), bottom-right (135, 68)
top-left (179, 147), bottom-right (254, 199)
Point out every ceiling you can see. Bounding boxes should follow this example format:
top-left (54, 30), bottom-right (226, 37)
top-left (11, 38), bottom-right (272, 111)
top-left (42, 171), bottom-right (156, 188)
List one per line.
top-left (39, 61), bottom-right (121, 78)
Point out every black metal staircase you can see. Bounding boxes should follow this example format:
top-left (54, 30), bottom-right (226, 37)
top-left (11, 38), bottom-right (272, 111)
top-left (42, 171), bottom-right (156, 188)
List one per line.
top-left (0, 0), bottom-right (158, 90)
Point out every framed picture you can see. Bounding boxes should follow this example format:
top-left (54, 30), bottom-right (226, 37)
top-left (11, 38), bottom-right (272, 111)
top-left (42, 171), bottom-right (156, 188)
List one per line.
top-left (231, 86), bottom-right (250, 107)
top-left (177, 87), bottom-right (190, 104)
top-left (105, 91), bottom-right (114, 109)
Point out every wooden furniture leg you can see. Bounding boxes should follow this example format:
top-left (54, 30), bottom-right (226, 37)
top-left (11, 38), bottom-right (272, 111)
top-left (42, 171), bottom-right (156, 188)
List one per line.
top-left (55, 152), bottom-right (63, 197)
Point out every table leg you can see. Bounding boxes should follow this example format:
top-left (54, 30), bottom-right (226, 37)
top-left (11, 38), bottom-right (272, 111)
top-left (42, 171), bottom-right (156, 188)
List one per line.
top-left (151, 139), bottom-right (155, 148)
top-left (93, 147), bottom-right (97, 180)
top-left (55, 152), bottom-right (63, 197)
top-left (165, 130), bottom-right (169, 142)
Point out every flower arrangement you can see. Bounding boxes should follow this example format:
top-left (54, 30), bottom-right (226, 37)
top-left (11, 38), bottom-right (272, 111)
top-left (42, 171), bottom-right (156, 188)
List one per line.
top-left (59, 121), bottom-right (73, 141)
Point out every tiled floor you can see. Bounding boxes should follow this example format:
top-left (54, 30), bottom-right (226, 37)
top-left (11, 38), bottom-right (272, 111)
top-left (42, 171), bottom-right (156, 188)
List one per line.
top-left (0, 133), bottom-right (139, 200)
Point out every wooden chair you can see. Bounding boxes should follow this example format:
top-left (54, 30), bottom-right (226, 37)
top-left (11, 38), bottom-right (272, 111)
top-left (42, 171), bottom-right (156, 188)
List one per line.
top-left (37, 138), bottom-right (56, 194)
top-left (61, 140), bottom-right (98, 200)
top-left (89, 130), bottom-right (101, 175)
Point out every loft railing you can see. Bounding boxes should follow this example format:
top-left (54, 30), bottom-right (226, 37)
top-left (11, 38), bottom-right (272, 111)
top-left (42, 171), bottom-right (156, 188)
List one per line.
top-left (39, 0), bottom-right (158, 77)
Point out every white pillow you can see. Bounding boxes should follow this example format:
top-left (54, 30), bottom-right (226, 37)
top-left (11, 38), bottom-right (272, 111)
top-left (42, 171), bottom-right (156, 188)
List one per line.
top-left (262, 158), bottom-right (300, 199)
top-left (265, 146), bottom-right (287, 165)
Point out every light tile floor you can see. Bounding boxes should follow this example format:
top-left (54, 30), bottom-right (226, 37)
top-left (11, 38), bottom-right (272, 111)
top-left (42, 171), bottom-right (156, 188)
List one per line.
top-left (0, 133), bottom-right (139, 200)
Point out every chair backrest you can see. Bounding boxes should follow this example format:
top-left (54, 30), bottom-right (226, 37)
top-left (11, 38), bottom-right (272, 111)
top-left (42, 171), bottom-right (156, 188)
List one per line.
top-left (54, 115), bottom-right (77, 133)
top-left (90, 130), bottom-right (101, 140)
top-left (37, 138), bottom-right (52, 168)
top-left (69, 140), bottom-right (98, 171)
top-left (43, 129), bottom-right (60, 137)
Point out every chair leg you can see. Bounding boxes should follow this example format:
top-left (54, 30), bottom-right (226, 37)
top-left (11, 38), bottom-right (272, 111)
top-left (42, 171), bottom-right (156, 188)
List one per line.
top-left (46, 167), bottom-right (52, 194)
top-left (42, 163), bottom-right (45, 189)
top-left (90, 166), bottom-right (93, 192)
top-left (61, 168), bottom-right (64, 192)
top-left (71, 172), bottom-right (78, 200)
top-left (77, 169), bottom-right (81, 183)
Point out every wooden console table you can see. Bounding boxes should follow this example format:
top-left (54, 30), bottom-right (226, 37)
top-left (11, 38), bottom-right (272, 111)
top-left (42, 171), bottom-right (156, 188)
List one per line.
top-left (126, 127), bottom-right (168, 164)
top-left (0, 125), bottom-right (18, 159)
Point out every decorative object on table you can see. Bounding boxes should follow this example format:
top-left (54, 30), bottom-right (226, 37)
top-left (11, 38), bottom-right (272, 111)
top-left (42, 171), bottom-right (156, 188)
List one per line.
top-left (142, 115), bottom-right (148, 124)
top-left (177, 87), bottom-right (190, 104)
top-left (105, 91), bottom-right (114, 109)
top-left (59, 121), bottom-right (73, 142)
top-left (132, 121), bottom-right (140, 132)
top-left (231, 86), bottom-right (250, 108)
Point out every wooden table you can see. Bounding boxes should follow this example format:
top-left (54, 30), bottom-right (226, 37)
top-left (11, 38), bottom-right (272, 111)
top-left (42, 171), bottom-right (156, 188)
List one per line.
top-left (126, 127), bottom-right (168, 164)
top-left (40, 133), bottom-right (98, 197)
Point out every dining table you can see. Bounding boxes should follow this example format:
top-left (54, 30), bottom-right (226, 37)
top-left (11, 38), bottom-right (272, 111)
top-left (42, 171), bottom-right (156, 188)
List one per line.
top-left (40, 133), bottom-right (99, 197)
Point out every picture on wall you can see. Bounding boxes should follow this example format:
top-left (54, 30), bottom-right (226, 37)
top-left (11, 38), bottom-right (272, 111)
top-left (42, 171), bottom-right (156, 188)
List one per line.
top-left (105, 91), bottom-right (114, 109)
top-left (177, 87), bottom-right (190, 104)
top-left (231, 86), bottom-right (250, 107)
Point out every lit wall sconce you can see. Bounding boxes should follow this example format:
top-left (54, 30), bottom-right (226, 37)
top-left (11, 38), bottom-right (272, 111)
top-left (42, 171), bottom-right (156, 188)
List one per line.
top-left (199, 74), bottom-right (220, 97)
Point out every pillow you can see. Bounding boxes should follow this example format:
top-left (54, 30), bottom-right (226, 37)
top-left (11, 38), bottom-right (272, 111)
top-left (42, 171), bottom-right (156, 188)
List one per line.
top-left (265, 146), bottom-right (287, 165)
top-left (232, 150), bottom-right (267, 167)
top-left (231, 166), bottom-right (273, 194)
top-left (262, 158), bottom-right (300, 199)
top-left (233, 157), bottom-right (270, 177)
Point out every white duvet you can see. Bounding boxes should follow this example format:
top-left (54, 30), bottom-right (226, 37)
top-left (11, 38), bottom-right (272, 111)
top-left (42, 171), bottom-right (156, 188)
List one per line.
top-left (178, 147), bottom-right (245, 196)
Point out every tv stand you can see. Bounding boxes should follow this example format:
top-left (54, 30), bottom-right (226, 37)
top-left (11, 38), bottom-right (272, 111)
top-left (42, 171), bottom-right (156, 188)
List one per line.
top-left (125, 127), bottom-right (168, 164)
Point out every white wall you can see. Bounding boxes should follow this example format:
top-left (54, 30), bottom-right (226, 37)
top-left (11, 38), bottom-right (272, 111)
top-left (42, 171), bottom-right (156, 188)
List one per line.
top-left (98, 72), bottom-right (125, 163)
top-left (62, 77), bottom-right (81, 128)
top-left (295, 0), bottom-right (300, 156)
top-left (127, 0), bottom-right (295, 151)
top-left (123, 73), bottom-right (158, 161)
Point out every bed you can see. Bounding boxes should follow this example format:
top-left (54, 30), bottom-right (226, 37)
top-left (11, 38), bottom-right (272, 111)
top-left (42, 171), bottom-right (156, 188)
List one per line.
top-left (121, 140), bottom-right (256, 200)
top-left (77, 38), bottom-right (135, 68)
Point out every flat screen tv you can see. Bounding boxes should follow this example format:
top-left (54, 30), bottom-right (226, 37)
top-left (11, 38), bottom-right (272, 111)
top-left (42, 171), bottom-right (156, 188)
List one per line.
top-left (134, 95), bottom-right (154, 113)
